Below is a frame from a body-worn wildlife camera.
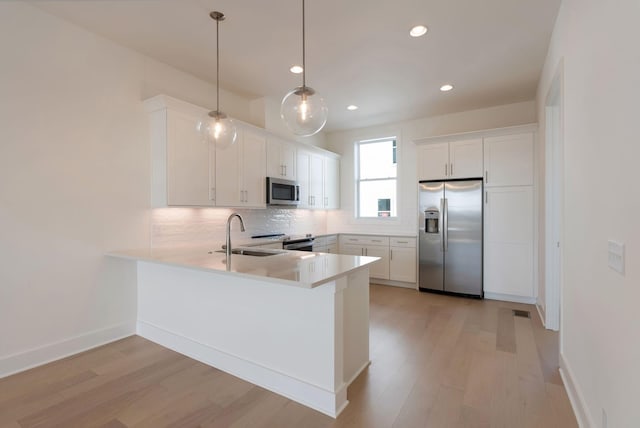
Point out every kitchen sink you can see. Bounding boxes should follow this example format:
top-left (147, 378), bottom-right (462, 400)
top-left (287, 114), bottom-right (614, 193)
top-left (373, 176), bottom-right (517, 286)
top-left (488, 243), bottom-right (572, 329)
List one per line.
top-left (214, 248), bottom-right (285, 257)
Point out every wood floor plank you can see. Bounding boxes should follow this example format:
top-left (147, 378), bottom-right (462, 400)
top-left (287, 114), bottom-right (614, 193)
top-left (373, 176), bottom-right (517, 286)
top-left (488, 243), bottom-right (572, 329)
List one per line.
top-left (496, 307), bottom-right (517, 353)
top-left (0, 285), bottom-right (577, 428)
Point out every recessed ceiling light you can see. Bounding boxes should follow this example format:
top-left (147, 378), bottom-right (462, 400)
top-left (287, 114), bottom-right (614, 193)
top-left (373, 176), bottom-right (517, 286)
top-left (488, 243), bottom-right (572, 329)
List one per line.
top-left (409, 25), bottom-right (428, 37)
top-left (440, 84), bottom-right (454, 92)
top-left (289, 65), bottom-right (303, 74)
top-left (347, 105), bottom-right (359, 111)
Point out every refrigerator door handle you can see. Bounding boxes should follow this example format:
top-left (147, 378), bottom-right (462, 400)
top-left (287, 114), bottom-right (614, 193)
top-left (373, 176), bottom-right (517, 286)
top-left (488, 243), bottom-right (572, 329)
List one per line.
top-left (440, 198), bottom-right (445, 252)
top-left (443, 198), bottom-right (448, 252)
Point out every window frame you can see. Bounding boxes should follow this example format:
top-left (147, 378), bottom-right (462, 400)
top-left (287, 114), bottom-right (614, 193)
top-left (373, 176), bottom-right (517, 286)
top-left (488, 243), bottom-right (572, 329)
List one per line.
top-left (354, 136), bottom-right (399, 219)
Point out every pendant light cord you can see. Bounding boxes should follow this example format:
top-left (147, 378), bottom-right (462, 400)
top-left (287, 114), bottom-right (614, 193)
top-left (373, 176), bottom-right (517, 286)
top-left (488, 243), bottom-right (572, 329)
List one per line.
top-left (216, 16), bottom-right (220, 113)
top-left (302, 0), bottom-right (306, 89)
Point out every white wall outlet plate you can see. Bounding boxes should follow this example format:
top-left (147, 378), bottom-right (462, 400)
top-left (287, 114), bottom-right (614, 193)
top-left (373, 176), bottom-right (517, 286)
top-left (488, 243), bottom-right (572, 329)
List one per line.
top-left (607, 240), bottom-right (625, 274)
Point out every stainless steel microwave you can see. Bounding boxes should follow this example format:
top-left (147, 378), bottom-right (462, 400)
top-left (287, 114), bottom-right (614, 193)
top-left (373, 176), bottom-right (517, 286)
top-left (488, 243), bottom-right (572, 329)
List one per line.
top-left (266, 177), bottom-right (300, 206)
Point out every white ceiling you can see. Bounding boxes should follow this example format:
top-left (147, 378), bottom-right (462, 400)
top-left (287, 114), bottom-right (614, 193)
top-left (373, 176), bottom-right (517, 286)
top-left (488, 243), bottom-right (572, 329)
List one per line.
top-left (31, 0), bottom-right (561, 132)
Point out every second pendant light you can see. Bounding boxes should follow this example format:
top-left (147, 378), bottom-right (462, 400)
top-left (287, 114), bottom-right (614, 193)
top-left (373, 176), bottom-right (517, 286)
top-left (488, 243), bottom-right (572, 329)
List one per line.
top-left (281, 0), bottom-right (328, 137)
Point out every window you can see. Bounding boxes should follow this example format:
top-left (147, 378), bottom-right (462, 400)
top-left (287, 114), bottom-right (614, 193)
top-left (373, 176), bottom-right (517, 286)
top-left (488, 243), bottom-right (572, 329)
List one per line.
top-left (356, 137), bottom-right (397, 218)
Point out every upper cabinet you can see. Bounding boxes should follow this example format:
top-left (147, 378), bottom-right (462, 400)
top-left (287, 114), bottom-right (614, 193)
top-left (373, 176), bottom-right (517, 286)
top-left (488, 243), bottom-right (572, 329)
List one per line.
top-left (266, 136), bottom-right (296, 180)
top-left (215, 125), bottom-right (266, 208)
top-left (297, 149), bottom-right (340, 210)
top-left (483, 133), bottom-right (533, 187)
top-left (417, 138), bottom-right (483, 181)
top-left (144, 95), bottom-right (340, 210)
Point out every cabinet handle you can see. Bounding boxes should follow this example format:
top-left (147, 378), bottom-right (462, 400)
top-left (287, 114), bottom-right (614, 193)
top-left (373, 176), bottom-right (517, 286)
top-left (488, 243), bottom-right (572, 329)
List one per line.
top-left (485, 170), bottom-right (488, 184)
top-left (450, 163), bottom-right (454, 176)
top-left (396, 241), bottom-right (408, 244)
top-left (284, 165), bottom-right (287, 176)
top-left (445, 163), bottom-right (448, 176)
top-left (245, 190), bottom-right (248, 202)
top-left (210, 187), bottom-right (215, 201)
top-left (390, 249), bottom-right (393, 260)
top-left (485, 191), bottom-right (488, 204)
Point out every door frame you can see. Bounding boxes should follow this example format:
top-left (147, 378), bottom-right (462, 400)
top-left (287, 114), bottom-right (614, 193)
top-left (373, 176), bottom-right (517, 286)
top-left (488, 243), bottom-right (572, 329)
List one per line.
top-left (543, 62), bottom-right (564, 332)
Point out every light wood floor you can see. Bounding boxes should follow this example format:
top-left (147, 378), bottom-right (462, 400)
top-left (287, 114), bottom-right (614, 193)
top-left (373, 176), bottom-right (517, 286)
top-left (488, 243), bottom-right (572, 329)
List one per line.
top-left (0, 285), bottom-right (577, 428)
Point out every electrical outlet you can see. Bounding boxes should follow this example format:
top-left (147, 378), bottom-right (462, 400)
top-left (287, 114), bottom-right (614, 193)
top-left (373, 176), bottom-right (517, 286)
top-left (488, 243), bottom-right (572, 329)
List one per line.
top-left (602, 408), bottom-right (607, 428)
top-left (607, 240), bottom-right (625, 274)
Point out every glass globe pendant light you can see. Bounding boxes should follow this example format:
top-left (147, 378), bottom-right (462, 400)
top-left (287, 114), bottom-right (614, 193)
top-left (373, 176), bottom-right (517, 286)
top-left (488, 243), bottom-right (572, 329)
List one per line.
top-left (280, 0), bottom-right (328, 137)
top-left (197, 11), bottom-right (237, 149)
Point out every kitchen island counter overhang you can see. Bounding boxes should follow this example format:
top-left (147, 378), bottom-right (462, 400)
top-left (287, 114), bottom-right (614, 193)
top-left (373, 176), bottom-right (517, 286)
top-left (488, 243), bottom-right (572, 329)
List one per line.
top-left (108, 248), bottom-right (380, 417)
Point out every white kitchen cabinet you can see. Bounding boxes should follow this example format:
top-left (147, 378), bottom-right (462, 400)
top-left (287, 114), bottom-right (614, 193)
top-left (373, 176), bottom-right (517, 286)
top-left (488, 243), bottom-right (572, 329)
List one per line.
top-left (449, 139), bottom-right (483, 179)
top-left (484, 133), bottom-right (533, 187)
top-left (338, 235), bottom-right (390, 280)
top-left (389, 237), bottom-right (417, 283)
top-left (323, 156), bottom-right (340, 209)
top-left (417, 142), bottom-right (449, 181)
top-left (484, 186), bottom-right (534, 298)
top-left (215, 126), bottom-right (266, 208)
top-left (315, 235), bottom-right (339, 254)
top-left (145, 95), bottom-right (214, 207)
top-left (297, 150), bottom-right (339, 209)
top-left (417, 139), bottom-right (483, 181)
top-left (266, 136), bottom-right (296, 180)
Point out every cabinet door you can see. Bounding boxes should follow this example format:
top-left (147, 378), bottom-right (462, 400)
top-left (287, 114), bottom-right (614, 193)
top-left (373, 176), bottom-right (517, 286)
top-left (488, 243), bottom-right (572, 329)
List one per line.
top-left (484, 186), bottom-right (534, 297)
top-left (166, 111), bottom-right (213, 206)
top-left (449, 138), bottom-right (483, 179)
top-left (390, 247), bottom-right (416, 283)
top-left (484, 133), bottom-right (533, 187)
top-left (281, 142), bottom-right (296, 180)
top-left (242, 128), bottom-right (267, 208)
top-left (296, 151), bottom-right (311, 208)
top-left (266, 137), bottom-right (296, 180)
top-left (340, 244), bottom-right (363, 256)
top-left (326, 243), bottom-right (339, 254)
top-left (309, 154), bottom-right (324, 208)
top-left (323, 156), bottom-right (340, 209)
top-left (365, 245), bottom-right (390, 280)
top-left (214, 134), bottom-right (242, 206)
top-left (417, 142), bottom-right (449, 181)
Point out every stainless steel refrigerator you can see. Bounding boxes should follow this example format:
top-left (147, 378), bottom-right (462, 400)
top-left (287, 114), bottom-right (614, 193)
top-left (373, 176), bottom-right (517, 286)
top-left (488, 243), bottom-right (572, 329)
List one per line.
top-left (418, 180), bottom-right (483, 297)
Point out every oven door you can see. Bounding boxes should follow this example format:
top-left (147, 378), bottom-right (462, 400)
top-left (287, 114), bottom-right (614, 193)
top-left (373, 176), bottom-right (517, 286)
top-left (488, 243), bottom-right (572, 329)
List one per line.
top-left (283, 240), bottom-right (314, 251)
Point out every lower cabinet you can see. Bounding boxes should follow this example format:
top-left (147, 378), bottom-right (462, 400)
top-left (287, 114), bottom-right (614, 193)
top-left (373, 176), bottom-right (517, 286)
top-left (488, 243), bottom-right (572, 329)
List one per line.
top-left (314, 235), bottom-right (338, 254)
top-left (338, 235), bottom-right (416, 284)
top-left (389, 242), bottom-right (417, 283)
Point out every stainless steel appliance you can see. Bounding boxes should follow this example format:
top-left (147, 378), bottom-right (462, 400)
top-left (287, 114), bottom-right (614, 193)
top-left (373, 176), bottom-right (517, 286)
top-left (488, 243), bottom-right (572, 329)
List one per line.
top-left (266, 177), bottom-right (300, 206)
top-left (419, 179), bottom-right (483, 297)
top-left (283, 235), bottom-right (314, 251)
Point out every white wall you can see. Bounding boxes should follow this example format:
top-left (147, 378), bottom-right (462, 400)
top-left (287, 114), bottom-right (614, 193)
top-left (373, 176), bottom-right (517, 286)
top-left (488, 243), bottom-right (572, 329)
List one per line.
top-left (536, 1), bottom-right (640, 426)
top-left (325, 101), bottom-right (536, 235)
top-left (0, 3), bottom-right (259, 376)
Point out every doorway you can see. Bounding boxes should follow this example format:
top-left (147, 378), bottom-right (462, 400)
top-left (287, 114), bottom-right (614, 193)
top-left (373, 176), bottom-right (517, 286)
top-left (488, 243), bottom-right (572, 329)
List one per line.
top-left (543, 64), bottom-right (564, 332)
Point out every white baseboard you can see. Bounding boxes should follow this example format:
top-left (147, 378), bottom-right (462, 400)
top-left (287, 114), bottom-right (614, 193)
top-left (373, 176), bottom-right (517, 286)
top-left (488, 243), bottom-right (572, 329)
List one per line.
top-left (0, 322), bottom-right (136, 379)
top-left (559, 352), bottom-right (595, 428)
top-left (370, 279), bottom-right (416, 289)
top-left (484, 292), bottom-right (536, 304)
top-left (536, 303), bottom-right (546, 327)
top-left (137, 321), bottom-right (347, 418)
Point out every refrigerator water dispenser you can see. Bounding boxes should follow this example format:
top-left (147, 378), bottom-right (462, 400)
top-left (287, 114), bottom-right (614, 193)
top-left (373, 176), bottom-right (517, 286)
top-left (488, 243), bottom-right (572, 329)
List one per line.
top-left (424, 209), bottom-right (439, 233)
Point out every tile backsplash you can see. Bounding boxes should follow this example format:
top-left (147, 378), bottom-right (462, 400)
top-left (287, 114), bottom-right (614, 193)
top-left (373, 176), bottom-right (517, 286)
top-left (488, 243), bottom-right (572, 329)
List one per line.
top-left (151, 207), bottom-right (328, 250)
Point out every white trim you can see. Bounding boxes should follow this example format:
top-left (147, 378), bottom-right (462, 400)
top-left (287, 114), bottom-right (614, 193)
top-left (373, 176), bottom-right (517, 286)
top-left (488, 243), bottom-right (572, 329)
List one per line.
top-left (559, 353), bottom-right (595, 428)
top-left (371, 279), bottom-right (416, 289)
top-left (137, 321), bottom-right (348, 418)
top-left (344, 360), bottom-right (370, 386)
top-left (484, 292), bottom-right (536, 305)
top-left (413, 123), bottom-right (538, 145)
top-left (536, 303), bottom-right (546, 328)
top-left (0, 322), bottom-right (135, 379)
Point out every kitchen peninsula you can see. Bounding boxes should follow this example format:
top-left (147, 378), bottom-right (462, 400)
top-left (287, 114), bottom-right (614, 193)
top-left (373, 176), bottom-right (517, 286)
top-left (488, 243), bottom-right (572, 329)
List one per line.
top-left (109, 247), bottom-right (378, 417)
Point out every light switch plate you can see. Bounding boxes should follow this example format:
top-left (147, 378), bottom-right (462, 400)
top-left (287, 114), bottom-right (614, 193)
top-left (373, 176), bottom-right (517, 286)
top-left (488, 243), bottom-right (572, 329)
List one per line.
top-left (607, 240), bottom-right (625, 274)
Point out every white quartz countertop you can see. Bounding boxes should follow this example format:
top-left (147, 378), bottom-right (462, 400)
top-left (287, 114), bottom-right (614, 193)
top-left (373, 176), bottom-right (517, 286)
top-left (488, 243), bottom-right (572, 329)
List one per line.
top-left (108, 247), bottom-right (379, 289)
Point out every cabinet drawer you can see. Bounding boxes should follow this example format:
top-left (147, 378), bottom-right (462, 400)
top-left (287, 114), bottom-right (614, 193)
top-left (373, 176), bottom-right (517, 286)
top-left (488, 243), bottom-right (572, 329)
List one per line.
top-left (314, 237), bottom-right (327, 247)
top-left (325, 234), bottom-right (338, 244)
top-left (340, 235), bottom-right (389, 246)
top-left (390, 237), bottom-right (416, 248)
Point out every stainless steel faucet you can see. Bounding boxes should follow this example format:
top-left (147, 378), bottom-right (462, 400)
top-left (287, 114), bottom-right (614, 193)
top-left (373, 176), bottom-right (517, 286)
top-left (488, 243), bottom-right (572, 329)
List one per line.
top-left (225, 213), bottom-right (246, 258)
